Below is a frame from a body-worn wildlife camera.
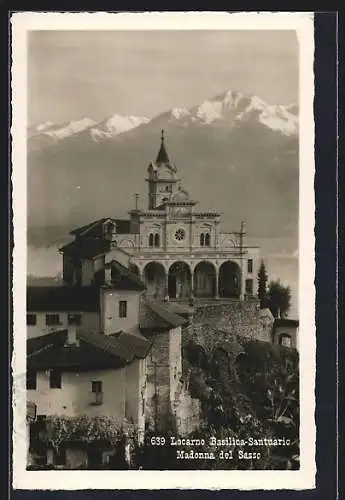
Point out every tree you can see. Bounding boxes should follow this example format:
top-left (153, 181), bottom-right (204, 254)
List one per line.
top-left (257, 260), bottom-right (269, 308)
top-left (267, 280), bottom-right (291, 318)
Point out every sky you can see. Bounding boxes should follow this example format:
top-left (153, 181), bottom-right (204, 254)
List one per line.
top-left (27, 29), bottom-right (299, 316)
top-left (28, 30), bottom-right (298, 126)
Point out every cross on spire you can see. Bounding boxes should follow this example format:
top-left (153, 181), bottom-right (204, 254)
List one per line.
top-left (156, 129), bottom-right (170, 164)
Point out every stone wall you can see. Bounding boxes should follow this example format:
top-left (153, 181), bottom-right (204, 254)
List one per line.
top-left (145, 299), bottom-right (274, 434)
top-left (173, 380), bottom-right (204, 437)
top-left (185, 299), bottom-right (273, 353)
top-left (145, 331), bottom-right (172, 432)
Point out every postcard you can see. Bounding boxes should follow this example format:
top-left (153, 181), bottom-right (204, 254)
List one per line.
top-left (11, 11), bottom-right (315, 490)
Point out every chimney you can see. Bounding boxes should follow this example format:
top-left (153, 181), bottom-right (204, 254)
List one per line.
top-left (105, 265), bottom-right (112, 284)
top-left (66, 324), bottom-right (78, 346)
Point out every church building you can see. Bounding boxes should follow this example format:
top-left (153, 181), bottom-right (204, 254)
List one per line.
top-left (60, 131), bottom-right (260, 302)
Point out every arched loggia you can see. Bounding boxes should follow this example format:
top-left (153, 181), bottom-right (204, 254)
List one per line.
top-left (143, 262), bottom-right (166, 299)
top-left (193, 261), bottom-right (217, 298)
top-left (218, 261), bottom-right (241, 298)
top-left (168, 261), bottom-right (191, 299)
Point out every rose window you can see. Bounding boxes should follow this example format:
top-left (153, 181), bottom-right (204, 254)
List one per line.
top-left (175, 228), bottom-right (185, 241)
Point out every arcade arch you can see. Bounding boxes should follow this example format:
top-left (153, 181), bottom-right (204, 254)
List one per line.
top-left (193, 261), bottom-right (217, 298)
top-left (143, 262), bottom-right (166, 299)
top-left (168, 261), bottom-right (191, 299)
top-left (218, 261), bottom-right (241, 298)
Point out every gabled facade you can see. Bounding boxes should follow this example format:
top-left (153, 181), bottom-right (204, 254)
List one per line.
top-left (272, 318), bottom-right (299, 349)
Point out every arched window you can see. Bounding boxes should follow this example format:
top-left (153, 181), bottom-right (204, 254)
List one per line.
top-left (200, 233), bottom-right (205, 246)
top-left (154, 233), bottom-right (160, 247)
top-left (149, 233), bottom-right (154, 247)
top-left (205, 233), bottom-right (210, 246)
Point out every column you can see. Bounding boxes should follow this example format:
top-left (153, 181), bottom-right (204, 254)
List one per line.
top-left (215, 267), bottom-right (219, 300)
top-left (164, 268), bottom-right (169, 301)
top-left (190, 271), bottom-right (194, 299)
top-left (240, 258), bottom-right (245, 301)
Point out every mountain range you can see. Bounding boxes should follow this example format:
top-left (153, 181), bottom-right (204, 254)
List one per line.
top-left (27, 89), bottom-right (299, 246)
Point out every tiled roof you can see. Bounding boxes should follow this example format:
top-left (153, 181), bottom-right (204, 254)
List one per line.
top-left (110, 328), bottom-right (152, 359)
top-left (70, 218), bottom-right (112, 235)
top-left (27, 329), bottom-right (66, 355)
top-left (140, 300), bottom-right (188, 330)
top-left (274, 318), bottom-right (299, 328)
top-left (162, 301), bottom-right (193, 319)
top-left (108, 260), bottom-right (146, 291)
top-left (28, 340), bottom-right (126, 371)
top-left (69, 218), bottom-right (130, 236)
top-left (27, 286), bottom-right (100, 312)
top-left (27, 328), bottom-right (151, 371)
top-left (79, 330), bottom-right (134, 363)
top-left (59, 237), bottom-right (111, 259)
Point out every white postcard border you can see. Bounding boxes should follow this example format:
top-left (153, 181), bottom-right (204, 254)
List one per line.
top-left (11, 11), bottom-right (316, 490)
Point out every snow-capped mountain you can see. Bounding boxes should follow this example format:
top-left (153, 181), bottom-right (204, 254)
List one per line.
top-left (27, 88), bottom-right (299, 242)
top-left (29, 114), bottom-right (150, 149)
top-left (28, 90), bottom-right (298, 151)
top-left (43, 118), bottom-right (97, 140)
top-left (89, 114), bottom-right (149, 141)
top-left (167, 90), bottom-right (298, 136)
top-left (29, 118), bottom-right (96, 141)
top-left (35, 121), bottom-right (55, 132)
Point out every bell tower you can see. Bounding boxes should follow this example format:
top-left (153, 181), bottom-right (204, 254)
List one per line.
top-left (146, 130), bottom-right (179, 209)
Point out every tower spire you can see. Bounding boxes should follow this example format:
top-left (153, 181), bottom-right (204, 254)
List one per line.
top-left (156, 129), bottom-right (170, 164)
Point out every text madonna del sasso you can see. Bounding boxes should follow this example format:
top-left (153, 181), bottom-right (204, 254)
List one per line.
top-left (150, 436), bottom-right (292, 461)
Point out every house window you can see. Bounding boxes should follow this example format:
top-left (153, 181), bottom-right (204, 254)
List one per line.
top-left (148, 233), bottom-right (154, 247)
top-left (92, 380), bottom-right (102, 393)
top-left (45, 314), bottom-right (60, 326)
top-left (119, 300), bottom-right (127, 318)
top-left (247, 259), bottom-right (253, 273)
top-left (200, 233), bottom-right (205, 246)
top-left (245, 279), bottom-right (253, 296)
top-left (90, 380), bottom-right (103, 405)
top-left (154, 233), bottom-right (160, 247)
top-left (50, 369), bottom-right (62, 389)
top-left (27, 314), bottom-right (37, 326)
top-left (27, 371), bottom-right (37, 390)
top-left (68, 313), bottom-right (82, 325)
top-left (205, 233), bottom-right (210, 247)
top-left (279, 334), bottom-right (292, 348)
